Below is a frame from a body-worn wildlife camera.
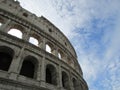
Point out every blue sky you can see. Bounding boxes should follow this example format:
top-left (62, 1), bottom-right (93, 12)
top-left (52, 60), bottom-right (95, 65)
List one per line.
top-left (18, 0), bottom-right (120, 90)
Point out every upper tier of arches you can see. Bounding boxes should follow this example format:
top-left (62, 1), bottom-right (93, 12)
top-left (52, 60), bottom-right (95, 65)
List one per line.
top-left (0, 15), bottom-right (83, 72)
top-left (0, 0), bottom-right (77, 58)
top-left (0, 0), bottom-right (83, 75)
top-left (0, 0), bottom-right (88, 89)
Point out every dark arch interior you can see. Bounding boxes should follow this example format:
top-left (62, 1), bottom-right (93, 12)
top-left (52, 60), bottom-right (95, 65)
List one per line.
top-left (73, 78), bottom-right (78, 90)
top-left (73, 78), bottom-right (82, 90)
top-left (62, 72), bottom-right (69, 89)
top-left (20, 59), bottom-right (35, 78)
top-left (46, 67), bottom-right (52, 83)
top-left (0, 46), bottom-right (14, 71)
top-left (46, 65), bottom-right (57, 85)
top-left (0, 52), bottom-right (12, 71)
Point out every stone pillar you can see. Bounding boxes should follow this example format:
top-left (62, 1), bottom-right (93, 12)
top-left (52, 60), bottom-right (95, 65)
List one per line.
top-left (38, 41), bottom-right (44, 49)
top-left (22, 27), bottom-right (31, 41)
top-left (63, 55), bottom-right (68, 63)
top-left (38, 39), bottom-right (42, 48)
top-left (39, 38), bottom-right (46, 50)
top-left (0, 19), bottom-right (11, 32)
top-left (39, 37), bottom-right (46, 88)
top-left (40, 56), bottom-right (46, 87)
top-left (58, 65), bottom-right (62, 90)
top-left (52, 47), bottom-right (58, 57)
top-left (8, 48), bottom-right (24, 80)
top-left (69, 71), bottom-right (74, 90)
top-left (36, 63), bottom-right (41, 81)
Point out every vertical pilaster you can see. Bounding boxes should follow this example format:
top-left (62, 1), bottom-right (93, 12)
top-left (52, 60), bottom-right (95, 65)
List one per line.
top-left (39, 37), bottom-right (46, 50)
top-left (69, 71), bottom-right (74, 90)
top-left (40, 37), bottom-right (46, 86)
top-left (8, 48), bottom-right (24, 80)
top-left (52, 47), bottom-right (58, 57)
top-left (58, 64), bottom-right (62, 90)
top-left (63, 55), bottom-right (68, 63)
top-left (36, 59), bottom-right (41, 81)
top-left (0, 19), bottom-right (11, 32)
top-left (40, 56), bottom-right (46, 87)
top-left (22, 27), bottom-right (31, 41)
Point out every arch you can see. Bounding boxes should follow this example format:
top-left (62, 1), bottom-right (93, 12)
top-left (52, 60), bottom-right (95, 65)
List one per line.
top-left (46, 64), bottom-right (57, 85)
top-left (29, 37), bottom-right (39, 46)
top-left (58, 50), bottom-right (64, 59)
top-left (73, 78), bottom-right (83, 90)
top-left (73, 78), bottom-right (78, 90)
top-left (20, 56), bottom-right (38, 78)
top-left (62, 71), bottom-right (70, 89)
top-left (0, 23), bottom-right (2, 27)
top-left (8, 28), bottom-right (23, 39)
top-left (8, 24), bottom-right (25, 39)
top-left (0, 17), bottom-right (5, 26)
top-left (46, 44), bottom-right (52, 53)
top-left (0, 46), bottom-right (14, 71)
top-left (46, 42), bottom-right (55, 54)
top-left (58, 52), bottom-right (62, 59)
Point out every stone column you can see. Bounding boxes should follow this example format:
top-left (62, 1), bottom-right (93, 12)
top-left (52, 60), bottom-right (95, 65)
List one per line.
top-left (39, 38), bottom-right (47, 87)
top-left (69, 71), bottom-right (74, 90)
top-left (52, 47), bottom-right (58, 57)
top-left (36, 56), bottom-right (42, 81)
top-left (40, 56), bottom-right (46, 87)
top-left (0, 19), bottom-right (11, 32)
top-left (22, 27), bottom-right (31, 41)
top-left (36, 63), bottom-right (41, 81)
top-left (58, 65), bottom-right (62, 90)
top-left (8, 48), bottom-right (24, 80)
top-left (39, 38), bottom-right (46, 50)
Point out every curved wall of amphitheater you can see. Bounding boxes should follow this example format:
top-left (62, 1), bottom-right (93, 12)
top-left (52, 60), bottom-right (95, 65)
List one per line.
top-left (0, 0), bottom-right (88, 90)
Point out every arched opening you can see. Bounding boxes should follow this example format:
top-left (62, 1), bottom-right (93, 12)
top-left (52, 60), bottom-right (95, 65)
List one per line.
top-left (0, 17), bottom-right (4, 27)
top-left (0, 46), bottom-right (14, 71)
top-left (46, 44), bottom-right (52, 53)
top-left (29, 37), bottom-right (39, 46)
top-left (46, 64), bottom-right (57, 85)
top-left (8, 28), bottom-right (23, 39)
top-left (58, 50), bottom-right (64, 59)
top-left (0, 23), bottom-right (2, 27)
top-left (62, 71), bottom-right (70, 90)
top-left (58, 52), bottom-right (62, 59)
top-left (20, 56), bottom-right (37, 78)
top-left (73, 78), bottom-right (78, 90)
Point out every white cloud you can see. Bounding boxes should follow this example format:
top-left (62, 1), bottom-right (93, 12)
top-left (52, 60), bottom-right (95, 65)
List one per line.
top-left (102, 57), bottom-right (120, 90)
top-left (104, 13), bottom-right (120, 61)
top-left (18, 0), bottom-right (120, 37)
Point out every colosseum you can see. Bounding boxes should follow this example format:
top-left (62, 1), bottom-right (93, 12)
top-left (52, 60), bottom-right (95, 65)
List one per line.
top-left (0, 0), bottom-right (88, 90)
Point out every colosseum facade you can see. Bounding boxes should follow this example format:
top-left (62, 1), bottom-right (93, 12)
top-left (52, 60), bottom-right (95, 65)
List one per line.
top-left (0, 0), bottom-right (88, 90)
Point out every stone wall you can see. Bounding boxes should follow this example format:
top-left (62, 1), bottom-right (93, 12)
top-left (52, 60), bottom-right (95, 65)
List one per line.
top-left (0, 0), bottom-right (88, 90)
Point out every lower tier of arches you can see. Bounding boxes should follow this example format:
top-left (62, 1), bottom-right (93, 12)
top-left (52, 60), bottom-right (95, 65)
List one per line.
top-left (0, 35), bottom-right (88, 90)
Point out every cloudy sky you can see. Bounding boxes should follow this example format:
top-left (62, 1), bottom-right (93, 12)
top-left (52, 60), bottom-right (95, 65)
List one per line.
top-left (18, 0), bottom-right (120, 90)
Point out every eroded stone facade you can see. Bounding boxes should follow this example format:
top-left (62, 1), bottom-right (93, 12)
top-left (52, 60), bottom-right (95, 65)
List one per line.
top-left (0, 0), bottom-right (88, 90)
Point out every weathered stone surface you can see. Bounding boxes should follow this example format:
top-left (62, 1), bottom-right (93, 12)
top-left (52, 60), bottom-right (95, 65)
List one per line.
top-left (0, 0), bottom-right (88, 90)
